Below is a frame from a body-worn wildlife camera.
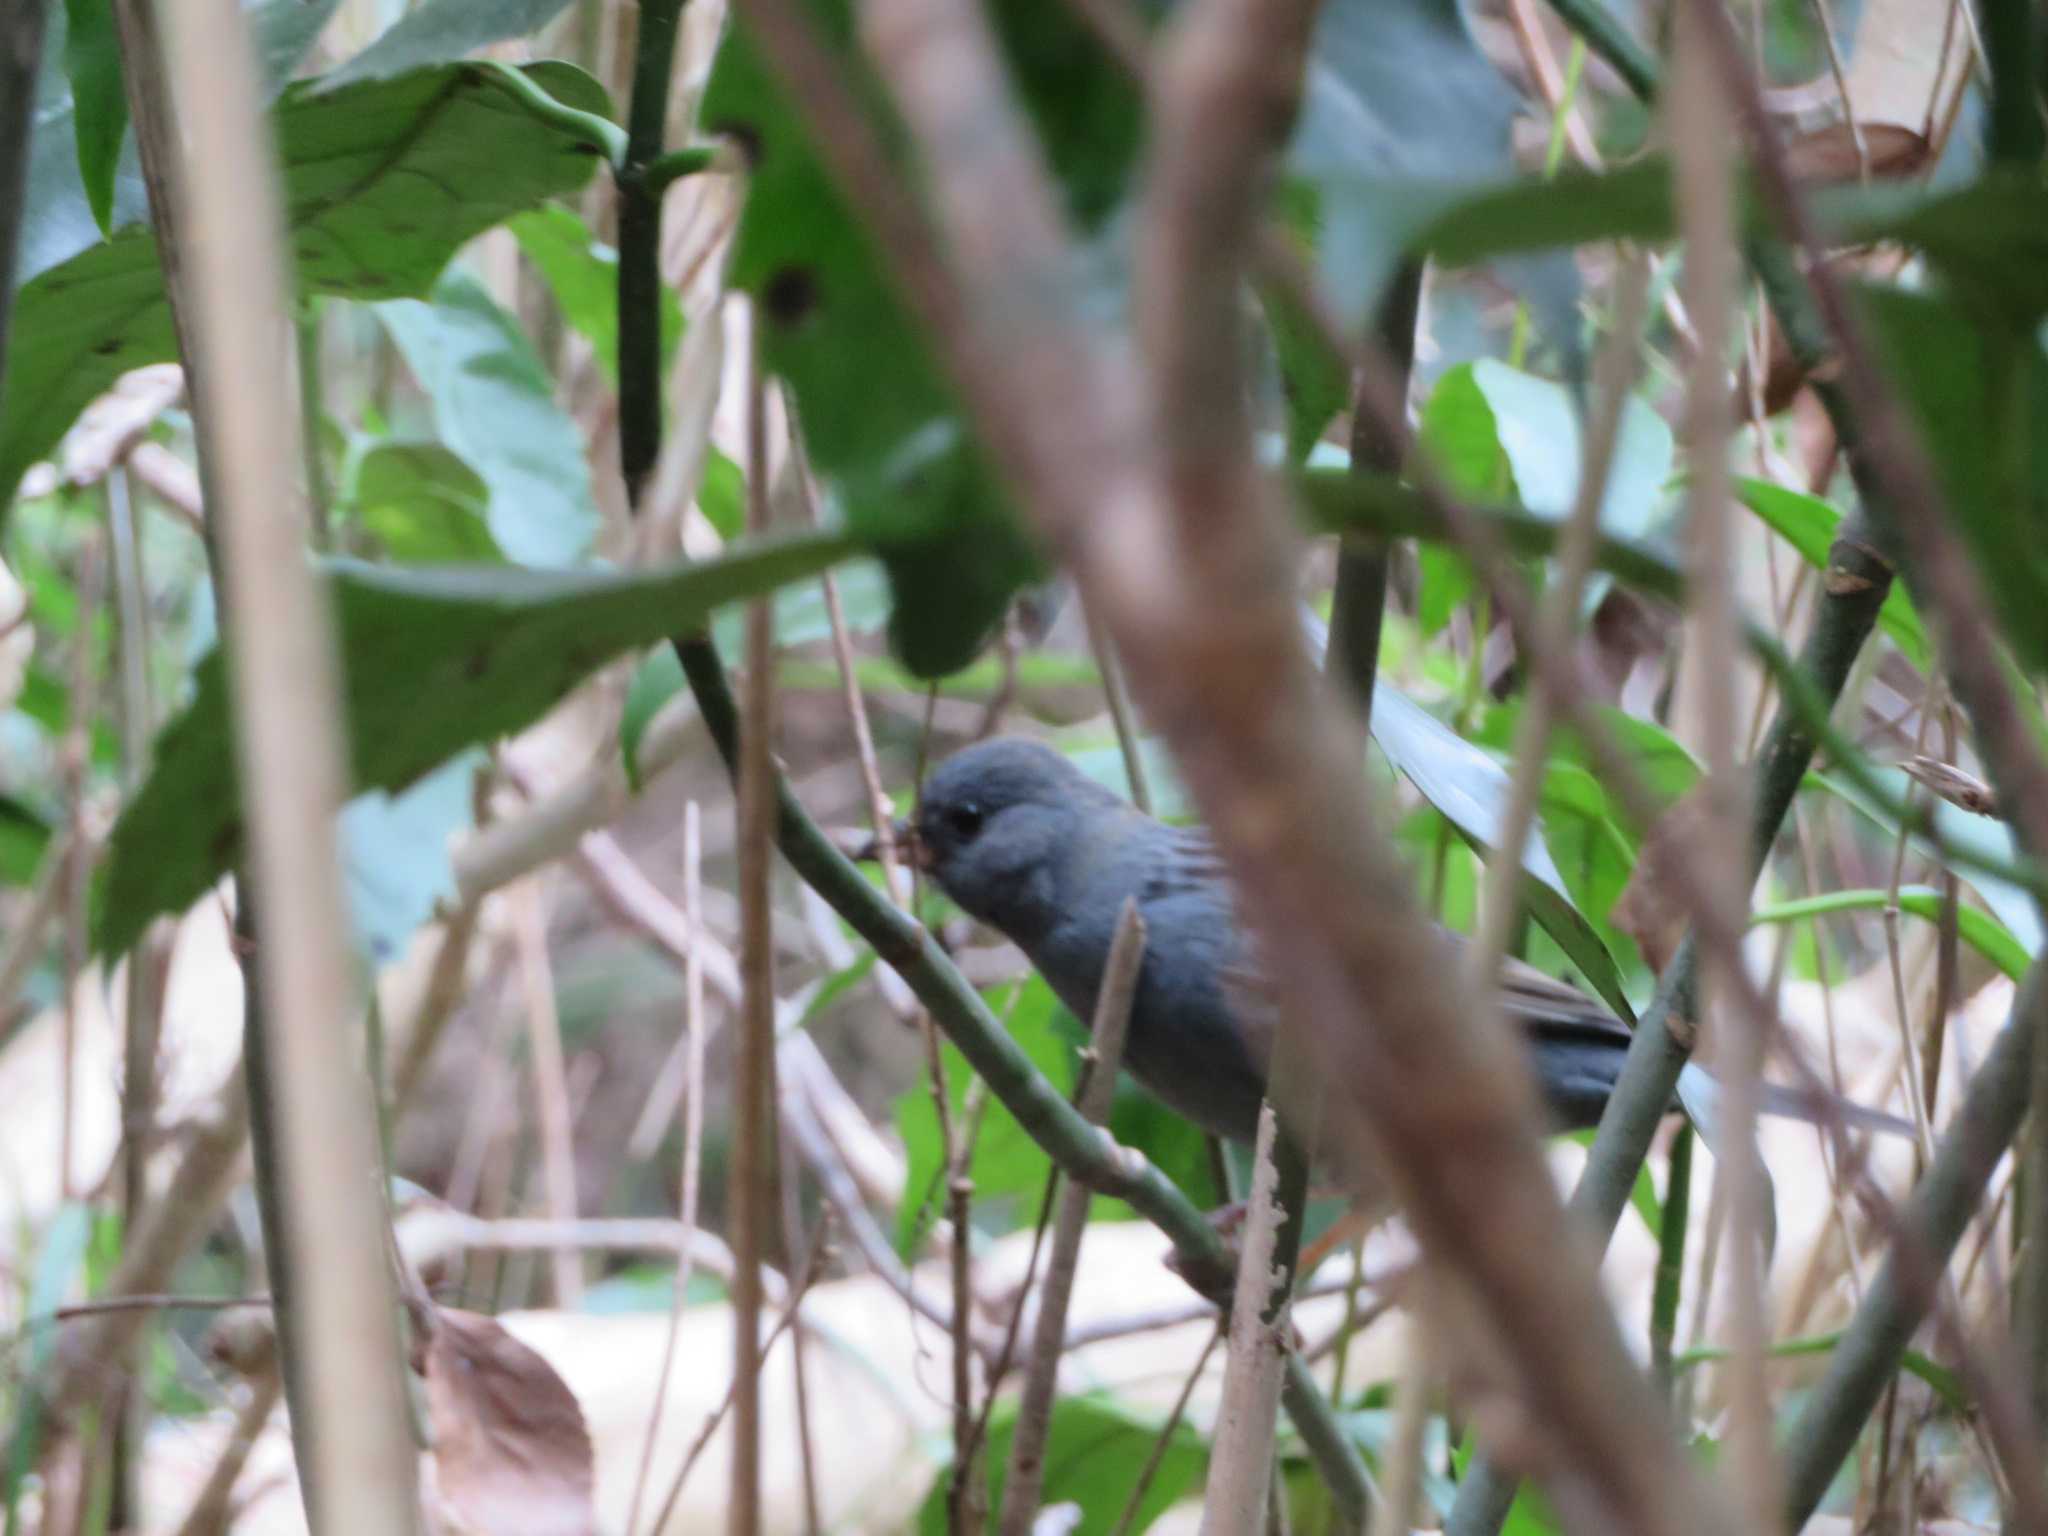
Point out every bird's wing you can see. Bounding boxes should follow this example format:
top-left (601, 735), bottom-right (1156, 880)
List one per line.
top-left (1165, 827), bottom-right (1630, 1047)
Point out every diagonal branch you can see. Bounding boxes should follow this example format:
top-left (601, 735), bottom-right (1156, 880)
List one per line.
top-left (853, 0), bottom-right (1737, 1530)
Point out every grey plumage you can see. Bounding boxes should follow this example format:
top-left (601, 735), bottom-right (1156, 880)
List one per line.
top-left (914, 737), bottom-right (1911, 1147)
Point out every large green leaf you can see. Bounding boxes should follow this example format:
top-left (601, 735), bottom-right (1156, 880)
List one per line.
top-left (95, 528), bottom-right (856, 957)
top-left (703, 17), bottom-right (1046, 677)
top-left (0, 61), bottom-right (611, 516)
top-left (918, 1393), bottom-right (1207, 1536)
top-left (0, 794), bottom-right (52, 886)
top-left (316, 0), bottom-right (574, 91)
top-left (376, 269), bottom-right (599, 566)
top-left (16, 0), bottom-right (340, 295)
top-left (1862, 286), bottom-right (2048, 677)
top-left (1286, 0), bottom-right (1558, 332)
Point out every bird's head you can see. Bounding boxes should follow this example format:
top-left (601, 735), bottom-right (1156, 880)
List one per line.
top-left (909, 738), bottom-right (1126, 937)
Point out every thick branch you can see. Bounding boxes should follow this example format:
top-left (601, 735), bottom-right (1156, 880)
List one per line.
top-left (850, 0), bottom-right (1734, 1530)
top-left (0, 0), bottom-right (48, 424)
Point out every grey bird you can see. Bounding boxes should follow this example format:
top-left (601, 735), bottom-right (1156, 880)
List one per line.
top-left (906, 736), bottom-right (1911, 1149)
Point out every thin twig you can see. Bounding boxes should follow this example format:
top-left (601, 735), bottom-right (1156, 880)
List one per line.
top-left (729, 305), bottom-right (779, 1536)
top-left (649, 1227), bottom-right (833, 1535)
top-left (627, 802), bottom-right (710, 1536)
top-left (513, 881), bottom-right (583, 1306)
top-left (1106, 1325), bottom-right (1225, 1536)
top-left (1365, 1320), bottom-right (1435, 1536)
top-left (996, 902), bottom-right (1147, 1536)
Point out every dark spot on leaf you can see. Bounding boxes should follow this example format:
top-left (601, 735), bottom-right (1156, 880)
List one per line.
top-left (762, 266), bottom-right (819, 328)
top-left (708, 120), bottom-right (762, 168)
top-left (93, 338), bottom-right (124, 357)
top-left (211, 819), bottom-right (242, 863)
top-left (465, 650), bottom-right (491, 681)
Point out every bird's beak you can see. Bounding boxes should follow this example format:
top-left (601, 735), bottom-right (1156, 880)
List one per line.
top-left (852, 819), bottom-right (931, 871)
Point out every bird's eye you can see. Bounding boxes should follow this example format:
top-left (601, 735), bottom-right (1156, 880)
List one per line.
top-left (945, 802), bottom-right (985, 842)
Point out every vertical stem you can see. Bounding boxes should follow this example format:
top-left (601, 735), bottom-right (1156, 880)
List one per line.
top-left (1325, 261), bottom-right (1424, 710)
top-left (513, 881), bottom-right (582, 1306)
top-left (296, 303), bottom-right (332, 549)
top-left (1199, 1105), bottom-right (1294, 1536)
top-left (1650, 1122), bottom-right (1694, 1392)
top-left (618, 0), bottom-right (689, 504)
top-left (0, 0), bottom-right (48, 412)
top-left (1671, 14), bottom-right (1773, 1520)
top-left (148, 0), bottom-right (419, 1527)
top-left (728, 312), bottom-right (777, 1536)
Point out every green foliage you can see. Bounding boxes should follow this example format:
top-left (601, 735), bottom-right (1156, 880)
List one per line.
top-left (895, 978), bottom-right (1073, 1254)
top-left (349, 443), bottom-right (504, 564)
top-left (315, 0), bottom-right (575, 91)
top-left (1370, 684), bottom-right (1630, 1015)
top-left (1733, 477), bottom-right (1929, 667)
top-left (0, 796), bottom-right (51, 886)
top-left (339, 749), bottom-right (482, 966)
top-left (95, 529), bottom-right (858, 958)
top-left (0, 61), bottom-right (612, 516)
top-left (376, 269), bottom-right (600, 566)
top-left (59, 0), bottom-right (124, 236)
top-left (1862, 286), bottom-right (2048, 677)
top-left (702, 18), bottom-right (1042, 678)
top-left (510, 205), bottom-right (684, 385)
top-left (918, 1393), bottom-right (1208, 1536)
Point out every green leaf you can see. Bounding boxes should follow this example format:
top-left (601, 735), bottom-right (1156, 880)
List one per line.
top-left (18, 0), bottom-right (338, 297)
top-left (703, 17), bottom-right (1043, 676)
top-left (1862, 286), bottom-right (2048, 677)
top-left (351, 442), bottom-right (504, 563)
top-left (377, 268), bottom-right (599, 566)
top-left (0, 61), bottom-right (612, 517)
top-left (341, 749), bottom-right (481, 966)
top-left (696, 447), bottom-right (746, 541)
top-left (0, 795), bottom-right (53, 885)
top-left (1813, 767), bottom-right (2045, 961)
top-left (1733, 478), bottom-right (1928, 667)
top-left (61, 0), bottom-right (126, 236)
top-left (1673, 1332), bottom-right (1969, 1415)
top-left (1369, 684), bottom-right (1631, 1017)
top-left (919, 1393), bottom-right (1207, 1536)
top-left (1752, 886), bottom-right (2033, 981)
top-left (317, 0), bottom-right (574, 91)
top-left (510, 204), bottom-right (683, 385)
top-left (95, 528), bottom-right (857, 957)
top-left (619, 646), bottom-right (687, 795)
top-left (1286, 0), bottom-right (1534, 328)
top-left (895, 978), bottom-right (1074, 1256)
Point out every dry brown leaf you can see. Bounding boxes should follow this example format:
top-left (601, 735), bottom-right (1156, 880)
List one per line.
top-left (423, 1308), bottom-right (598, 1536)
top-left (1901, 754), bottom-right (1998, 818)
top-left (1782, 121), bottom-right (1933, 186)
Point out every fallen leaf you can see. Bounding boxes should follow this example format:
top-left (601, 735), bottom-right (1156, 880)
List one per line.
top-left (424, 1308), bottom-right (598, 1536)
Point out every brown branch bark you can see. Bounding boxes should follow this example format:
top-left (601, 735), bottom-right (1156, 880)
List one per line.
top-left (846, 0), bottom-right (1739, 1531)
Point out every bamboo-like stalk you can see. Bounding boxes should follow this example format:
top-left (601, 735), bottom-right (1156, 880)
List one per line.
top-left (0, 0), bottom-right (46, 415)
top-left (146, 0), bottom-right (419, 1526)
